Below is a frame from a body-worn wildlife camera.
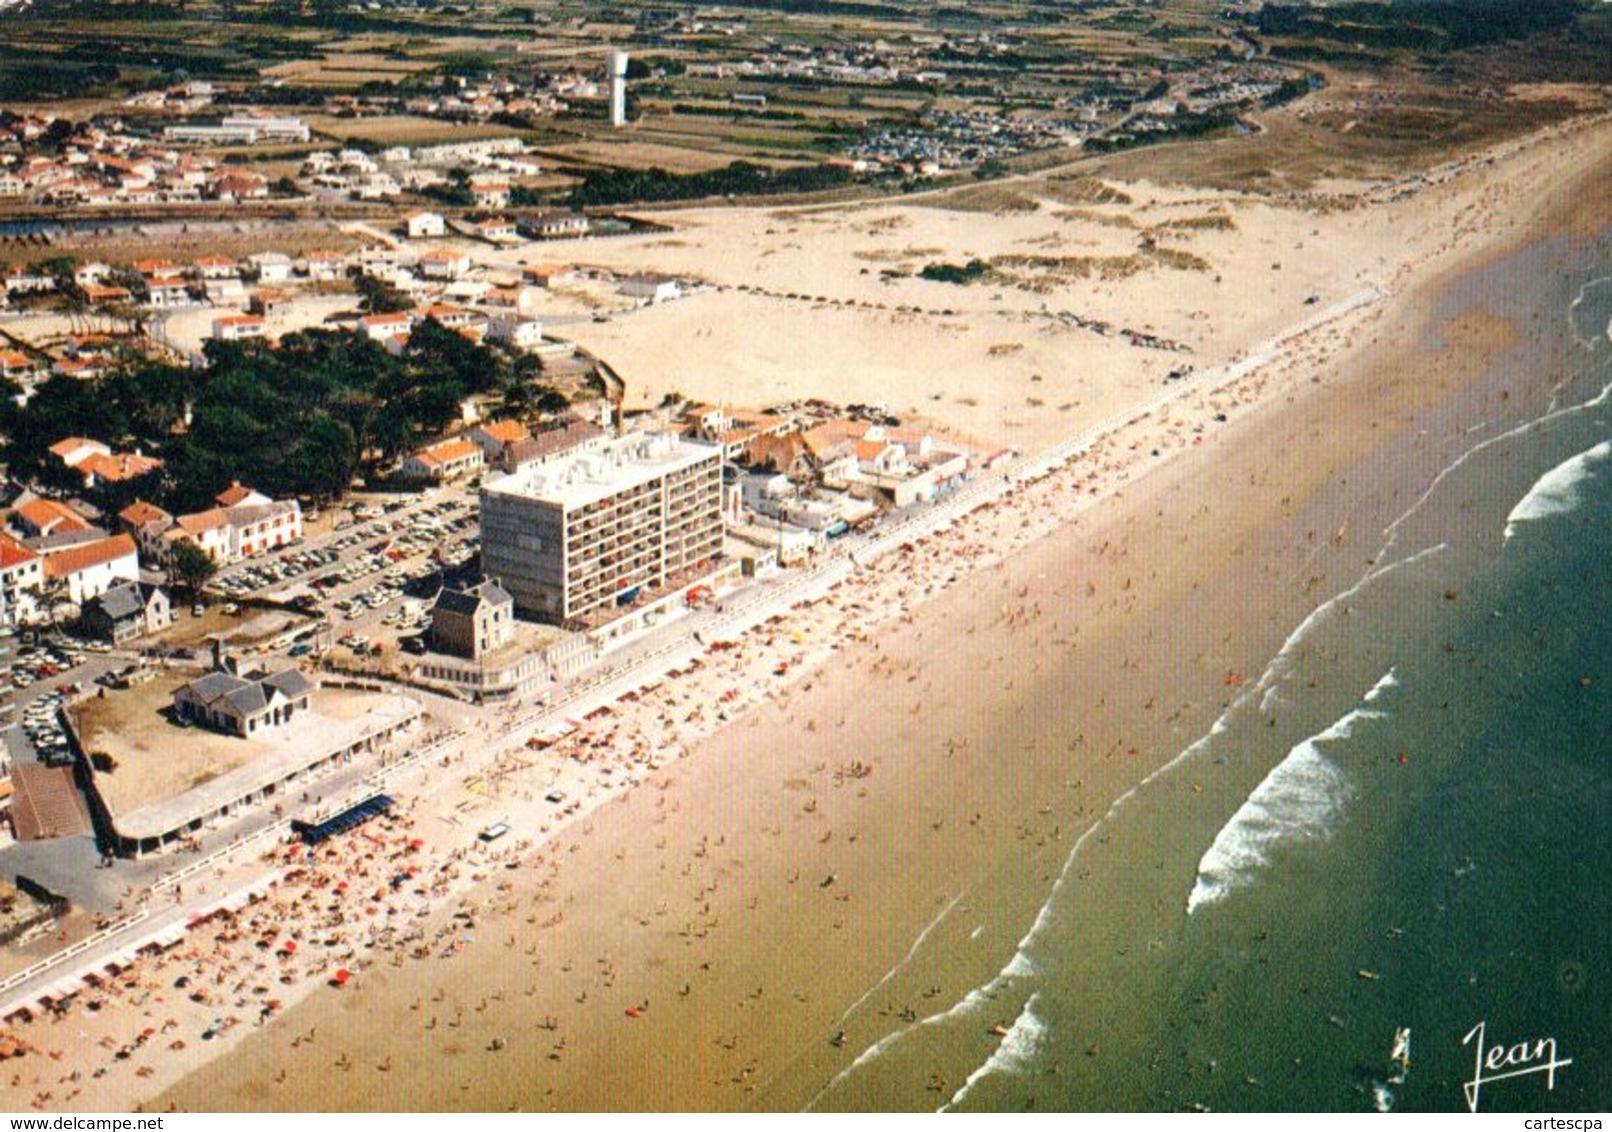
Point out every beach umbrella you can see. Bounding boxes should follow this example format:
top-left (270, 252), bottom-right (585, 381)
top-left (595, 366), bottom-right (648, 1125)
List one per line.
top-left (333, 969), bottom-right (351, 986)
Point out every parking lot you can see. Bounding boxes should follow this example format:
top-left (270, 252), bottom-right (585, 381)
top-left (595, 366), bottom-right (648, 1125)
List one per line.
top-left (213, 490), bottom-right (474, 592)
top-left (0, 633), bottom-right (124, 773)
top-left (206, 489), bottom-right (481, 663)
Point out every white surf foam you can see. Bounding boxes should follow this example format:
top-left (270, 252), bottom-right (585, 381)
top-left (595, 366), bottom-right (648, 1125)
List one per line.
top-left (939, 993), bottom-right (1046, 1112)
top-left (814, 544), bottom-right (1439, 1106)
top-left (1567, 274), bottom-right (1612, 349)
top-left (1187, 669), bottom-right (1397, 914)
top-left (1382, 373), bottom-right (1612, 560)
top-left (1503, 439), bottom-right (1611, 542)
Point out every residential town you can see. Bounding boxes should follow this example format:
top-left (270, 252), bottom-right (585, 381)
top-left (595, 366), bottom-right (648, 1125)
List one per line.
top-left (0, 192), bottom-right (997, 887)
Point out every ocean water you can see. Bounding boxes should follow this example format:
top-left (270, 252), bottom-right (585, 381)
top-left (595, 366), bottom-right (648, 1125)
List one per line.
top-left (811, 230), bottom-right (1612, 1112)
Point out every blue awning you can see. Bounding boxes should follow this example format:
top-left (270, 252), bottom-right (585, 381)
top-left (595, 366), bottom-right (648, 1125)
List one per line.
top-left (291, 794), bottom-right (395, 845)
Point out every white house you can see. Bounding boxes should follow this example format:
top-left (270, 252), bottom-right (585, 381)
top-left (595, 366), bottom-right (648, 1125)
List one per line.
top-left (0, 532), bottom-right (44, 626)
top-left (466, 419), bottom-right (530, 463)
top-left (474, 216), bottom-right (519, 243)
top-left (519, 211), bottom-right (590, 240)
top-left (164, 495), bottom-right (302, 564)
top-left (205, 277), bottom-right (248, 305)
top-left (42, 533), bottom-right (140, 606)
top-left (406, 211), bottom-right (446, 239)
top-left (167, 509), bottom-right (232, 562)
top-left (47, 436), bottom-right (110, 469)
top-left (417, 249), bottom-right (471, 280)
top-left (192, 254), bottom-right (240, 281)
top-left (228, 499), bottom-right (302, 558)
top-left (73, 262), bottom-right (114, 287)
top-left (117, 499), bottom-right (176, 562)
top-left (246, 252), bottom-right (294, 284)
top-left (211, 314), bottom-right (267, 342)
top-left (300, 249), bottom-right (345, 281)
top-left (618, 274), bottom-right (682, 304)
top-left (143, 277), bottom-right (192, 308)
top-left (487, 314), bottom-right (545, 350)
top-left (468, 178), bottom-right (509, 209)
top-left (402, 438), bottom-right (484, 482)
top-left (523, 264), bottom-right (580, 289)
top-left (359, 312), bottom-right (414, 343)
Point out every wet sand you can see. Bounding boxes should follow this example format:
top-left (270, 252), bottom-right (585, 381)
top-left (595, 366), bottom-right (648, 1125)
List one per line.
top-left (130, 121), bottom-right (1612, 1114)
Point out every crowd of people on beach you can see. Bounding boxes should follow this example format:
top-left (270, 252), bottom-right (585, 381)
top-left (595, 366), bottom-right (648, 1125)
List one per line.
top-left (0, 182), bottom-right (1407, 1112)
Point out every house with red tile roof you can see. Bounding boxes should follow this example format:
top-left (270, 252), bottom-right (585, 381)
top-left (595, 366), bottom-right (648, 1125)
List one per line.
top-left (211, 314), bottom-right (267, 342)
top-left (523, 264), bottom-right (579, 288)
top-left (300, 249), bottom-right (345, 281)
top-left (75, 450), bottom-right (163, 488)
top-left (80, 283), bottom-right (132, 306)
top-left (473, 216), bottom-right (518, 242)
top-left (416, 248), bottom-right (471, 280)
top-left (156, 490), bottom-right (301, 565)
top-left (212, 171), bottom-right (268, 201)
top-left (133, 258), bottom-right (182, 279)
top-left (167, 508), bottom-right (232, 562)
top-left (0, 350), bottom-right (38, 378)
top-left (42, 532), bottom-right (139, 605)
top-left (496, 415), bottom-right (608, 474)
top-left (415, 302), bottom-right (481, 330)
top-left (48, 437), bottom-right (109, 466)
top-left (11, 497), bottom-right (95, 540)
top-left (214, 482), bottom-right (270, 508)
top-left (50, 437), bottom-right (163, 488)
top-left (117, 499), bottom-right (175, 560)
top-left (401, 437), bottom-right (484, 482)
top-left (141, 276), bottom-right (191, 308)
top-left (192, 254), bottom-right (240, 280)
top-left (466, 419), bottom-right (530, 463)
top-left (854, 436), bottom-right (906, 475)
top-left (248, 289), bottom-right (292, 317)
top-left (0, 531), bottom-right (44, 626)
top-left (682, 405), bottom-right (792, 463)
top-left (359, 312), bottom-right (414, 342)
top-left (52, 357), bottom-right (107, 380)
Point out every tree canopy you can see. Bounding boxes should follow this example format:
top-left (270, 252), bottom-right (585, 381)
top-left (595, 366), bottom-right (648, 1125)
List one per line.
top-left (0, 322), bottom-right (568, 512)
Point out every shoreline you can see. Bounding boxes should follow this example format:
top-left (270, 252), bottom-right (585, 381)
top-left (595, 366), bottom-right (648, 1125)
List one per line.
top-left (0, 112), bottom-right (1606, 1113)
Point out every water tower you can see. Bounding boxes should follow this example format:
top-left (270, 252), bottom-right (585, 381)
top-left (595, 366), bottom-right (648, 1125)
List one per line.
top-left (608, 50), bottom-right (629, 128)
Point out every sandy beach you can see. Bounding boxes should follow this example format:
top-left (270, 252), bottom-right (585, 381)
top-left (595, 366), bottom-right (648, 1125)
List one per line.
top-left (0, 107), bottom-right (1607, 1113)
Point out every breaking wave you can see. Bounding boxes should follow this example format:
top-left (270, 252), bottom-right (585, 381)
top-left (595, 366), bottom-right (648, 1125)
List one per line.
top-left (1187, 670), bottom-right (1397, 914)
top-left (939, 993), bottom-right (1045, 1112)
top-left (1504, 439), bottom-right (1611, 543)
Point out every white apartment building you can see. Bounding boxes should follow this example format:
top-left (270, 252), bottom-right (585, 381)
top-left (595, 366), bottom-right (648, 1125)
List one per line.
top-left (480, 432), bottom-right (723, 623)
top-left (163, 498), bottom-right (302, 564)
top-left (42, 533), bottom-right (140, 606)
top-left (0, 533), bottom-right (44, 626)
